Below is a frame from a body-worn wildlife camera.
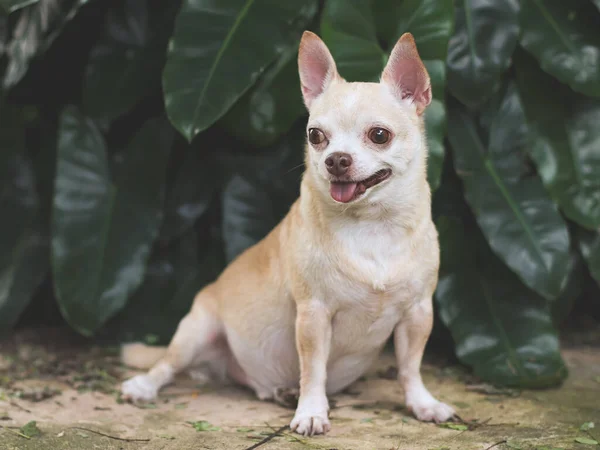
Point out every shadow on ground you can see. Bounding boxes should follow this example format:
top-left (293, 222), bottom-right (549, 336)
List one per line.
top-left (0, 327), bottom-right (599, 450)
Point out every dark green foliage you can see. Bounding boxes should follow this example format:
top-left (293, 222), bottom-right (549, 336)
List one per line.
top-left (447, 91), bottom-right (571, 301)
top-left (162, 0), bottom-right (318, 142)
top-left (1, 0), bottom-right (599, 388)
top-left (51, 108), bottom-right (172, 335)
top-left (446, 0), bottom-right (519, 108)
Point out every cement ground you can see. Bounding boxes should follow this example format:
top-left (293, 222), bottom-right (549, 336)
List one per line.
top-left (0, 326), bottom-right (599, 450)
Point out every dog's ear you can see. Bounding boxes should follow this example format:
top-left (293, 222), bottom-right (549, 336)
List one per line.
top-left (381, 33), bottom-right (431, 115)
top-left (298, 31), bottom-right (339, 109)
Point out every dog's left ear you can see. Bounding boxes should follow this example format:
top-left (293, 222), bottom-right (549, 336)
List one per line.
top-left (381, 33), bottom-right (431, 115)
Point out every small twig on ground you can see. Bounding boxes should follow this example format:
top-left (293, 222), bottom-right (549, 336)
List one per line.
top-left (264, 422), bottom-right (309, 445)
top-left (483, 440), bottom-right (507, 450)
top-left (9, 401), bottom-right (31, 413)
top-left (69, 427), bottom-right (150, 442)
top-left (585, 429), bottom-right (599, 443)
top-left (243, 424), bottom-right (289, 450)
top-left (0, 425), bottom-right (31, 439)
top-left (454, 415), bottom-right (492, 430)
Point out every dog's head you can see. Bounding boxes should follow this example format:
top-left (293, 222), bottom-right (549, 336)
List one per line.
top-left (298, 31), bottom-right (431, 206)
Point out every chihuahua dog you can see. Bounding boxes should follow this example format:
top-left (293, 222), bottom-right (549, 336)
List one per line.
top-left (121, 31), bottom-right (455, 436)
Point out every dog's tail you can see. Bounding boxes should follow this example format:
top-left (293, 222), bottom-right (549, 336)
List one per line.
top-left (120, 342), bottom-right (167, 369)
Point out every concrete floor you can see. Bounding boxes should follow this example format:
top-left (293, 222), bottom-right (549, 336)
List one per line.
top-left (0, 327), bottom-right (599, 450)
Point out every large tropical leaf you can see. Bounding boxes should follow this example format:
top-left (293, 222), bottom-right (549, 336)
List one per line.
top-left (0, 111), bottom-right (48, 330)
top-left (520, 0), bottom-right (600, 98)
top-left (222, 173), bottom-right (275, 263)
top-left (0, 0), bottom-right (38, 13)
top-left (52, 108), bottom-right (172, 335)
top-left (102, 225), bottom-right (225, 344)
top-left (424, 99), bottom-right (445, 191)
top-left (448, 88), bottom-right (571, 300)
top-left (163, 0), bottom-right (318, 142)
top-left (379, 0), bottom-right (454, 61)
top-left (576, 227), bottom-right (600, 288)
top-left (515, 52), bottom-right (600, 230)
top-left (219, 45), bottom-right (308, 148)
top-left (82, 0), bottom-right (179, 123)
top-left (221, 123), bottom-right (304, 262)
top-left (321, 0), bottom-right (384, 82)
top-left (0, 14), bottom-right (6, 58)
top-left (160, 145), bottom-right (222, 241)
top-left (551, 247), bottom-right (586, 324)
top-left (435, 214), bottom-right (568, 388)
top-left (320, 0), bottom-right (453, 190)
top-left (3, 0), bottom-right (89, 89)
top-left (446, 0), bottom-right (519, 108)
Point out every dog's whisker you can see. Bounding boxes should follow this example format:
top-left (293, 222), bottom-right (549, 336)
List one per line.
top-left (286, 163), bottom-right (306, 174)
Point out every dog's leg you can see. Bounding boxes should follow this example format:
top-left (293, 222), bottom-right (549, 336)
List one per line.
top-left (121, 301), bottom-right (222, 402)
top-left (290, 300), bottom-right (332, 436)
top-left (394, 298), bottom-right (455, 422)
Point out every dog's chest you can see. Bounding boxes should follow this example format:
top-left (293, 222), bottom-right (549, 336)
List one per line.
top-left (324, 222), bottom-right (425, 298)
top-left (313, 223), bottom-right (430, 346)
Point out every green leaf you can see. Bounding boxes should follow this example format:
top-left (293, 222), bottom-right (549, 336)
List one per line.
top-left (188, 420), bottom-right (221, 432)
top-left (446, 0), bottom-right (519, 108)
top-left (425, 99), bottom-right (445, 191)
top-left (218, 0), bottom-right (316, 147)
top-left (222, 173), bottom-right (275, 263)
top-left (321, 0), bottom-right (453, 191)
top-left (515, 51), bottom-right (600, 229)
top-left (575, 227), bottom-right (600, 288)
top-left (103, 225), bottom-right (225, 343)
top-left (220, 124), bottom-right (304, 262)
top-left (0, 0), bottom-right (38, 14)
top-left (3, 0), bottom-right (89, 89)
top-left (320, 0), bottom-right (384, 82)
top-left (0, 115), bottom-right (48, 330)
top-left (163, 0), bottom-right (317, 142)
top-left (219, 46), bottom-right (308, 148)
top-left (160, 147), bottom-right (221, 241)
top-left (551, 247), bottom-right (585, 325)
top-left (19, 420), bottom-right (41, 438)
top-left (520, 0), bottom-right (600, 98)
top-left (382, 0), bottom-right (454, 61)
top-left (52, 108), bottom-right (172, 335)
top-left (435, 214), bottom-right (568, 388)
top-left (580, 422), bottom-right (595, 431)
top-left (82, 0), bottom-right (179, 123)
top-left (447, 87), bottom-right (571, 301)
top-left (574, 437), bottom-right (598, 445)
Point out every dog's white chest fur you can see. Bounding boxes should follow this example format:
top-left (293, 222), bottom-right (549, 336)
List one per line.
top-left (298, 219), bottom-right (429, 392)
top-left (314, 219), bottom-right (425, 304)
top-left (338, 222), bottom-right (404, 291)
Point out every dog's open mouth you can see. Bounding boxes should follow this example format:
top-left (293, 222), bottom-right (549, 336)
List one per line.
top-left (329, 169), bottom-right (392, 203)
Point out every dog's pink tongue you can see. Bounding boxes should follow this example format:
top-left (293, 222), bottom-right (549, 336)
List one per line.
top-left (330, 182), bottom-right (358, 203)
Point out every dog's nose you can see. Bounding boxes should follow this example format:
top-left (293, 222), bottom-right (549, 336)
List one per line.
top-left (325, 152), bottom-right (353, 176)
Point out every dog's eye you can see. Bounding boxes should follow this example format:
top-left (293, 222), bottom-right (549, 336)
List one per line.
top-left (368, 128), bottom-right (391, 145)
top-left (308, 128), bottom-right (326, 145)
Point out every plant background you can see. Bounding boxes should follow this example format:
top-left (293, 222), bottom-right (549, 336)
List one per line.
top-left (1, 0), bottom-right (599, 388)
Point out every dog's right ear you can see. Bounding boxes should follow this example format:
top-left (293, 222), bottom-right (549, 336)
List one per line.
top-left (298, 31), bottom-right (339, 109)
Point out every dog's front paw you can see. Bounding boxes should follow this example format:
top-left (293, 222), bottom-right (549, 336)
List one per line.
top-left (290, 410), bottom-right (331, 436)
top-left (409, 399), bottom-right (455, 423)
top-left (121, 375), bottom-right (158, 402)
